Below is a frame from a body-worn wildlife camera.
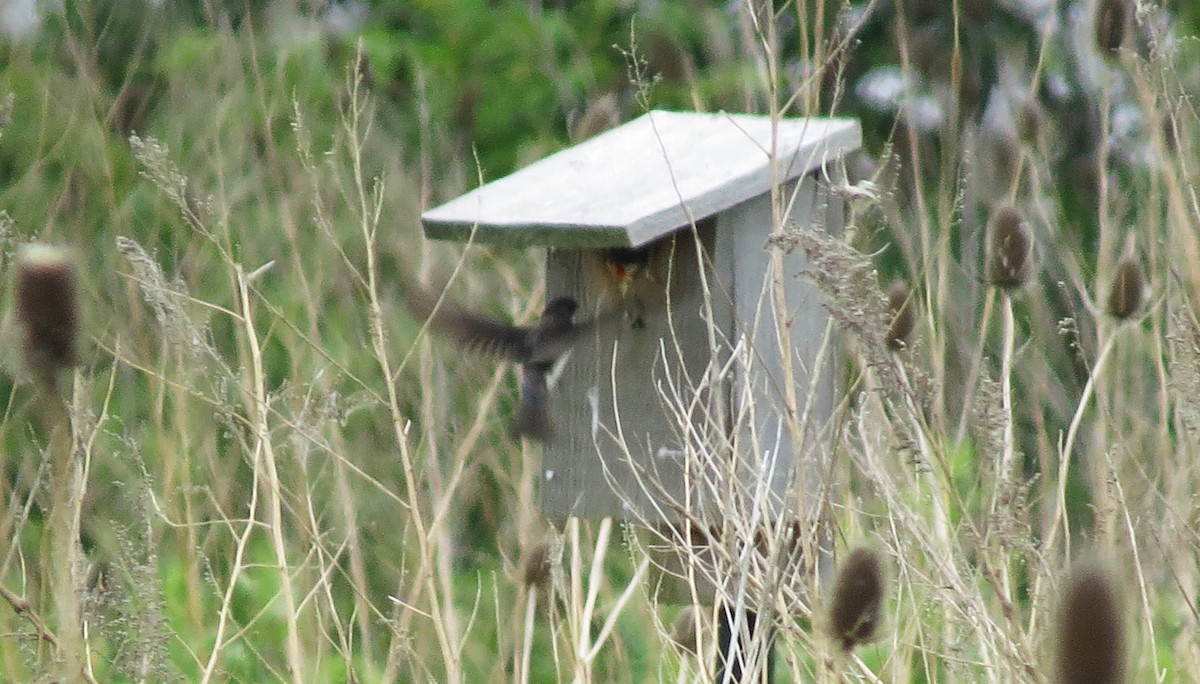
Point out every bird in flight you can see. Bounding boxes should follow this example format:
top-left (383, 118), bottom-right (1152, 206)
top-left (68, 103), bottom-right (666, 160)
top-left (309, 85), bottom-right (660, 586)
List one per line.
top-left (403, 288), bottom-right (605, 443)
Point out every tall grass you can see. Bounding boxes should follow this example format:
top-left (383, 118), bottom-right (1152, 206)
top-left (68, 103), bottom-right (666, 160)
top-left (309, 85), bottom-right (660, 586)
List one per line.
top-left (0, 1), bottom-right (1197, 682)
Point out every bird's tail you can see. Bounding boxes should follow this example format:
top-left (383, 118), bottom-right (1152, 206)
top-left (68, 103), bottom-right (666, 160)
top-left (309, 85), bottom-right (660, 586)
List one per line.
top-left (512, 365), bottom-right (554, 443)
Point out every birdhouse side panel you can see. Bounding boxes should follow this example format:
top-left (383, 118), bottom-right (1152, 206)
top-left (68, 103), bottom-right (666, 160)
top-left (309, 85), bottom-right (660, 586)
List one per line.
top-left (724, 176), bottom-right (842, 520)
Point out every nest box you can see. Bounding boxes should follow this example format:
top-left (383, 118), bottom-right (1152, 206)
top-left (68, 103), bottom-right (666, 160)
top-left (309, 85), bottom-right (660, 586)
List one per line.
top-left (422, 110), bottom-right (861, 522)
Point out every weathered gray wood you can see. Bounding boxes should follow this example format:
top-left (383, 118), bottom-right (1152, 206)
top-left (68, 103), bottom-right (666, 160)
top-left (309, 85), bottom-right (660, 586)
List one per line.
top-left (724, 179), bottom-right (839, 519)
top-left (422, 111), bottom-right (860, 248)
top-left (540, 173), bottom-right (844, 522)
top-left (541, 218), bottom-right (733, 519)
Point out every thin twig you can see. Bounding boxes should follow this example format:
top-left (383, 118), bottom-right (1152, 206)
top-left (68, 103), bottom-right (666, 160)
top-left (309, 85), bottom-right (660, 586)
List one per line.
top-left (0, 583), bottom-right (59, 647)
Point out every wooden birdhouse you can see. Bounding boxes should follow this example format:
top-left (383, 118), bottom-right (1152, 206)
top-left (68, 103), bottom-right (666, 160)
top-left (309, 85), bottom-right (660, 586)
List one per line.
top-left (422, 110), bottom-right (860, 525)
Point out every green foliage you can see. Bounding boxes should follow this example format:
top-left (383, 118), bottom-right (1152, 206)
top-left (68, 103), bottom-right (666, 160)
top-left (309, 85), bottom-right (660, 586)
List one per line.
top-left (1, 0), bottom-right (1199, 681)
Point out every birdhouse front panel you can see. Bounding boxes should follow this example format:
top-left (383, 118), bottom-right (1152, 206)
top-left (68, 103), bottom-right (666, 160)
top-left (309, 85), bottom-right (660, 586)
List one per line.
top-left (541, 217), bottom-right (733, 520)
top-left (540, 175), bottom-right (844, 523)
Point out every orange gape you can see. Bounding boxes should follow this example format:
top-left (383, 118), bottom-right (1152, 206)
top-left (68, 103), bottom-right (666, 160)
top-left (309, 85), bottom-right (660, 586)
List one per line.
top-left (583, 246), bottom-right (653, 329)
top-left (605, 261), bottom-right (645, 299)
top-left (607, 261), bottom-right (631, 291)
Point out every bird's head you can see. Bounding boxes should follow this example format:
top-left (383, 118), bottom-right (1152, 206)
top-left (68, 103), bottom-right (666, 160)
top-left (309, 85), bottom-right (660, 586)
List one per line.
top-left (543, 297), bottom-right (578, 321)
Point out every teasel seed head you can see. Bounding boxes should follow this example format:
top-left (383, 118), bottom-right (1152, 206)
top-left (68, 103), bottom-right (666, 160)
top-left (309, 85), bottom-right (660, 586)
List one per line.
top-left (1016, 96), bottom-right (1044, 145)
top-left (1055, 559), bottom-right (1126, 684)
top-left (1095, 0), bottom-right (1130, 58)
top-left (985, 205), bottom-right (1033, 291)
top-left (670, 605), bottom-right (701, 656)
top-left (828, 546), bottom-right (886, 652)
top-left (1106, 256), bottom-right (1146, 320)
top-left (885, 282), bottom-right (916, 351)
top-left (569, 93), bottom-right (620, 143)
top-left (961, 0), bottom-right (995, 23)
top-left (15, 244), bottom-right (81, 385)
top-left (520, 540), bottom-right (553, 589)
top-left (1160, 113), bottom-right (1179, 154)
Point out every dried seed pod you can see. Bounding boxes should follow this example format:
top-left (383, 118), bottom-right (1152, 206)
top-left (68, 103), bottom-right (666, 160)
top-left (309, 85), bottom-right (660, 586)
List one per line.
top-left (1160, 113), bottom-right (1179, 153)
top-left (520, 540), bottom-right (553, 589)
top-left (15, 244), bottom-right (81, 383)
top-left (985, 205), bottom-right (1033, 291)
top-left (885, 282), bottom-right (916, 351)
top-left (670, 605), bottom-right (701, 656)
top-left (828, 546), bottom-right (885, 651)
top-left (962, 0), bottom-right (995, 22)
top-left (107, 74), bottom-right (158, 139)
top-left (1095, 0), bottom-right (1129, 58)
top-left (1056, 560), bottom-right (1125, 684)
top-left (1106, 257), bottom-right (1145, 320)
top-left (1068, 151), bottom-right (1102, 214)
top-left (1016, 96), bottom-right (1044, 145)
top-left (570, 93), bottom-right (620, 143)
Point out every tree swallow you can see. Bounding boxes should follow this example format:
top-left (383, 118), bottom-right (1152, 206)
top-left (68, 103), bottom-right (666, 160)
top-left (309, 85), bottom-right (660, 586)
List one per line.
top-left (404, 288), bottom-right (601, 442)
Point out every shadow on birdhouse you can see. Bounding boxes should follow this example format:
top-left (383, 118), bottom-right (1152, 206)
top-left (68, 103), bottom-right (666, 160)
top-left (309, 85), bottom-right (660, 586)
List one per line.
top-left (423, 110), bottom-right (861, 597)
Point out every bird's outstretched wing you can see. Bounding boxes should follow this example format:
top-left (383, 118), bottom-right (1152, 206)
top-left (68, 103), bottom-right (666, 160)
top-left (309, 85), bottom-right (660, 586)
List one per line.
top-left (405, 285), bottom-right (623, 364)
top-left (526, 306), bottom-right (625, 363)
top-left (402, 285), bottom-right (532, 362)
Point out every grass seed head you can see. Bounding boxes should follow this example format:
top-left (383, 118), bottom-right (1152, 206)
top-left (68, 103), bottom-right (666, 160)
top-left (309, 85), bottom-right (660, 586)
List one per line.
top-left (1106, 257), bottom-right (1145, 320)
top-left (829, 546), bottom-right (886, 651)
top-left (985, 205), bottom-right (1033, 291)
top-left (1055, 559), bottom-right (1126, 684)
top-left (15, 244), bottom-right (80, 383)
top-left (885, 282), bottom-right (916, 351)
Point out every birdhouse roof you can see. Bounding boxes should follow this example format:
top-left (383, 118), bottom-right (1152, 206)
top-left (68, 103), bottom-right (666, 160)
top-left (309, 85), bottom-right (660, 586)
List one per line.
top-left (421, 110), bottom-right (861, 248)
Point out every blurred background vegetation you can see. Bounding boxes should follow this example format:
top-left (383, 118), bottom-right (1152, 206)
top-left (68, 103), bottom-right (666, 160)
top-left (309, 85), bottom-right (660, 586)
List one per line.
top-left (2, 0), bottom-right (1199, 681)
